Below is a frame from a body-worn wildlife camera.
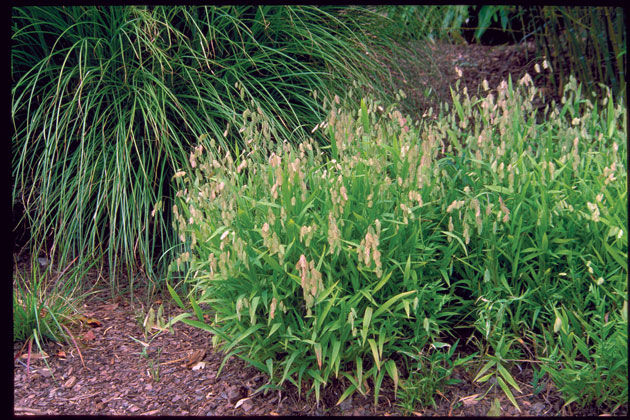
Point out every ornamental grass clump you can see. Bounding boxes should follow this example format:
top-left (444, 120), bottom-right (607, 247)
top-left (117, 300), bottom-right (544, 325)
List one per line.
top-left (169, 94), bottom-right (461, 405)
top-left (171, 76), bottom-right (627, 411)
top-left (438, 74), bottom-right (627, 411)
top-left (11, 5), bottom-right (391, 294)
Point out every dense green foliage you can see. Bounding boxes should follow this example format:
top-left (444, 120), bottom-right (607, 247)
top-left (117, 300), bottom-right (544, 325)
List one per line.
top-left (369, 5), bottom-right (469, 42)
top-left (13, 261), bottom-right (92, 362)
top-left (12, 5), bottom-right (627, 414)
top-left (169, 78), bottom-right (627, 411)
top-left (11, 5), bottom-right (390, 293)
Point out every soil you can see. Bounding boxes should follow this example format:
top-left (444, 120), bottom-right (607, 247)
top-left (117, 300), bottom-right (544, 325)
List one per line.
top-left (378, 38), bottom-right (561, 123)
top-left (12, 281), bottom-right (626, 417)
top-left (12, 39), bottom-right (627, 417)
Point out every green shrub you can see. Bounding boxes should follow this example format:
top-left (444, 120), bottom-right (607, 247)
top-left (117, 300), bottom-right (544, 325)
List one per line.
top-left (442, 75), bottom-right (627, 411)
top-left (170, 75), bottom-right (626, 410)
top-left (11, 5), bottom-right (391, 294)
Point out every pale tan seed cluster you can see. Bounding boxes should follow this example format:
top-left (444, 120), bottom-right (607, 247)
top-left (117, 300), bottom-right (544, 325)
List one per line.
top-left (359, 220), bottom-right (382, 278)
top-left (296, 254), bottom-right (323, 315)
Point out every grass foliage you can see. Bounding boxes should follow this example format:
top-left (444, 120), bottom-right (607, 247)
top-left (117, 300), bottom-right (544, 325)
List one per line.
top-left (13, 267), bottom-right (75, 344)
top-left (11, 4), bottom-right (628, 414)
top-left (369, 5), bottom-right (469, 42)
top-left (12, 258), bottom-right (94, 360)
top-left (11, 5), bottom-right (390, 292)
top-left (169, 76), bottom-right (627, 410)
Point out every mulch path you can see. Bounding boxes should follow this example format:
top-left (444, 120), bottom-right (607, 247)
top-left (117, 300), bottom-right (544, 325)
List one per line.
top-left (12, 38), bottom-right (627, 416)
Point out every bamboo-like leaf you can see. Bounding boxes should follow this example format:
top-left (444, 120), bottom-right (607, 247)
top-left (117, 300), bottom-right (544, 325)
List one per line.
top-left (280, 351), bottom-right (299, 385)
top-left (267, 322), bottom-right (281, 338)
top-left (373, 366), bottom-right (386, 406)
top-left (189, 294), bottom-right (204, 322)
top-left (361, 306), bottom-right (373, 345)
top-left (496, 376), bottom-right (520, 412)
top-left (496, 363), bottom-right (521, 394)
top-left (166, 282), bottom-right (185, 309)
top-left (356, 356), bottom-right (363, 393)
top-left (223, 324), bottom-right (264, 354)
top-left (250, 296), bottom-right (260, 325)
top-left (165, 312), bottom-right (191, 329)
top-left (450, 86), bottom-right (465, 121)
top-left (403, 255), bottom-right (411, 282)
top-left (368, 338), bottom-right (380, 371)
top-left (336, 382), bottom-right (357, 406)
top-left (384, 359), bottom-right (399, 397)
top-left (330, 339), bottom-right (341, 377)
top-left (373, 290), bottom-right (415, 318)
top-left (473, 359), bottom-right (496, 382)
top-left (314, 342), bottom-right (323, 369)
top-left (441, 231), bottom-right (468, 257)
top-left (371, 271), bottom-right (392, 294)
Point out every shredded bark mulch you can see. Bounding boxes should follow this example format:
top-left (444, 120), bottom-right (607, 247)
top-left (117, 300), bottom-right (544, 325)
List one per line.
top-left (13, 282), bottom-right (626, 416)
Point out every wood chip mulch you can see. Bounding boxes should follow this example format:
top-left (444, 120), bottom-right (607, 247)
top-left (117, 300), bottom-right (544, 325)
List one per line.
top-left (12, 289), bottom-right (402, 416)
top-left (13, 287), bottom-right (626, 417)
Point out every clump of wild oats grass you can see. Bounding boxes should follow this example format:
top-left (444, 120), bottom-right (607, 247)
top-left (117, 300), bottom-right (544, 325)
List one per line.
top-left (169, 75), bottom-right (627, 412)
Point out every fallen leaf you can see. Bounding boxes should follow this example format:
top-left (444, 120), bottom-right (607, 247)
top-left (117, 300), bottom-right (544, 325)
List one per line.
top-left (86, 318), bottom-right (102, 328)
top-left (191, 361), bottom-right (206, 370)
top-left (78, 315), bottom-right (102, 327)
top-left (82, 330), bottom-right (96, 341)
top-left (234, 397), bottom-right (251, 409)
top-left (56, 350), bottom-right (67, 359)
top-left (64, 376), bottom-right (77, 388)
top-left (142, 409), bottom-right (161, 416)
top-left (185, 349), bottom-right (206, 368)
top-left (459, 393), bottom-right (481, 407)
top-left (102, 303), bottom-right (119, 312)
top-left (20, 351), bottom-right (48, 360)
top-left (38, 367), bottom-right (53, 377)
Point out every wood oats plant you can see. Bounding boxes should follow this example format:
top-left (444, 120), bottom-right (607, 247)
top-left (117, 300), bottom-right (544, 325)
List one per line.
top-left (168, 95), bottom-right (459, 406)
top-left (170, 74), bottom-right (626, 411)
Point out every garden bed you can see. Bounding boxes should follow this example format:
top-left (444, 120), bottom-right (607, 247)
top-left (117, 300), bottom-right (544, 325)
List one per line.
top-left (14, 36), bottom-right (627, 416)
top-left (13, 283), bottom-right (619, 416)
